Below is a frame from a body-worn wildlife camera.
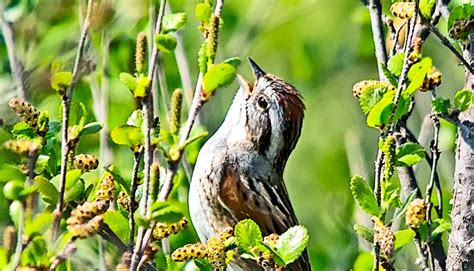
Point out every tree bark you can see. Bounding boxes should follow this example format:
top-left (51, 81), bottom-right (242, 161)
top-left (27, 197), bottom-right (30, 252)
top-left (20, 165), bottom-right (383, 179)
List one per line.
top-left (447, 32), bottom-right (474, 271)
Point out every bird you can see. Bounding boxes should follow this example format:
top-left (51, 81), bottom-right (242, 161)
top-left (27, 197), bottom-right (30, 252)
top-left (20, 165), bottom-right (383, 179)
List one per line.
top-left (189, 58), bottom-right (310, 270)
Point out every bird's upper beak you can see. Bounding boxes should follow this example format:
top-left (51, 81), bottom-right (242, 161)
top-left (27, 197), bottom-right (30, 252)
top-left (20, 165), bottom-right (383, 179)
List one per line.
top-left (248, 57), bottom-right (266, 79)
top-left (237, 74), bottom-right (253, 95)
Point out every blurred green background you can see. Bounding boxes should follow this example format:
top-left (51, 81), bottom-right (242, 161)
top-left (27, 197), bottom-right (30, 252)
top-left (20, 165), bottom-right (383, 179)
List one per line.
top-left (0, 0), bottom-right (466, 270)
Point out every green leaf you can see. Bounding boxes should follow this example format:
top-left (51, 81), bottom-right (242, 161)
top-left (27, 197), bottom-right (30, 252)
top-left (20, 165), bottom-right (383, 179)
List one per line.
top-left (65, 169), bottom-right (82, 189)
top-left (64, 179), bottom-right (84, 203)
top-left (3, 180), bottom-right (25, 201)
top-left (163, 13), bottom-right (187, 33)
top-left (274, 225), bottom-right (309, 265)
top-left (387, 53), bottom-right (405, 77)
top-left (12, 122), bottom-right (36, 139)
top-left (454, 89), bottom-right (472, 111)
top-left (9, 200), bottom-right (23, 228)
top-left (195, 2), bottom-right (212, 23)
top-left (25, 212), bottom-right (53, 237)
top-left (79, 122), bottom-right (102, 137)
top-left (431, 218), bottom-right (451, 239)
top-left (51, 71), bottom-right (73, 91)
top-left (353, 224), bottom-right (374, 243)
top-left (350, 176), bottom-right (381, 216)
top-left (119, 72), bottom-right (137, 91)
top-left (183, 131), bottom-right (208, 147)
top-left (223, 57), bottom-right (242, 68)
top-left (394, 229), bottom-right (415, 250)
top-left (134, 74), bottom-right (151, 98)
top-left (34, 155), bottom-right (49, 174)
top-left (432, 97), bottom-right (451, 114)
top-left (366, 92), bottom-right (393, 129)
top-left (392, 189), bottom-right (418, 221)
top-left (419, 0), bottom-right (436, 18)
top-left (111, 125), bottom-right (143, 146)
top-left (380, 64), bottom-right (399, 87)
top-left (234, 219), bottom-right (263, 252)
top-left (150, 201), bottom-right (184, 224)
top-left (127, 110), bottom-right (144, 128)
top-left (405, 57), bottom-right (432, 95)
top-left (353, 252), bottom-right (374, 271)
top-left (103, 211), bottom-right (129, 243)
top-left (34, 176), bottom-right (58, 204)
top-left (155, 33), bottom-right (177, 53)
top-left (134, 212), bottom-right (150, 228)
top-left (396, 143), bottom-right (425, 167)
top-left (203, 63), bottom-right (236, 94)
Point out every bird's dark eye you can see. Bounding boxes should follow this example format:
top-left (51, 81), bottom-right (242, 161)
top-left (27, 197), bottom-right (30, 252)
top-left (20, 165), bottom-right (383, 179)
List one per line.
top-left (257, 96), bottom-right (269, 110)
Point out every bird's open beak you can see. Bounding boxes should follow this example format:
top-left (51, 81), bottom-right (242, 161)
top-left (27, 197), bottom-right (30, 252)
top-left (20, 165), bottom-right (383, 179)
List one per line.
top-left (237, 74), bottom-right (253, 95)
top-left (248, 57), bottom-right (266, 79)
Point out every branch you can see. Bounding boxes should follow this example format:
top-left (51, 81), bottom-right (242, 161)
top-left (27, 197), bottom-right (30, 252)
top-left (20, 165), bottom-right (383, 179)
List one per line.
top-left (447, 29), bottom-right (474, 271)
top-left (423, 20), bottom-right (474, 74)
top-left (0, 3), bottom-right (27, 99)
top-left (130, 1), bottom-right (167, 270)
top-left (128, 150), bottom-right (143, 247)
top-left (367, 0), bottom-right (388, 80)
top-left (52, 0), bottom-right (93, 241)
top-left (158, 0), bottom-right (225, 203)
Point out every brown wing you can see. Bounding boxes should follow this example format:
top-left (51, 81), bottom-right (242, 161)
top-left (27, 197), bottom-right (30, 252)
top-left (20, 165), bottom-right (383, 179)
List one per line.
top-left (219, 165), bottom-right (311, 270)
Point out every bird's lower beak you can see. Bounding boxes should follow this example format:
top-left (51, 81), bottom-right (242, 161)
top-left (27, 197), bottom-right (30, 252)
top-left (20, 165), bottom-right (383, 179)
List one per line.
top-left (237, 74), bottom-right (253, 96)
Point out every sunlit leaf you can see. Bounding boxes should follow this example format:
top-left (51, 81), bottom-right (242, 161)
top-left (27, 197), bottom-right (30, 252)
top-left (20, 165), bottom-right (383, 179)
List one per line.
top-left (195, 2), bottom-right (212, 23)
top-left (163, 13), bottom-right (187, 33)
top-left (119, 72), bottom-right (137, 91)
top-left (103, 211), bottom-right (129, 243)
top-left (394, 229), bottom-right (415, 250)
top-left (111, 125), bottom-right (143, 146)
top-left (387, 53), bottom-right (405, 77)
top-left (350, 176), bottom-right (381, 216)
top-left (454, 89), bottom-right (472, 111)
top-left (203, 63), bottom-right (236, 94)
top-left (431, 218), bottom-right (451, 239)
top-left (51, 71), bottom-right (73, 91)
top-left (234, 219), bottom-right (262, 252)
top-left (396, 143), bottom-right (425, 167)
top-left (405, 57), bottom-right (432, 95)
top-left (274, 225), bottom-right (309, 265)
top-left (35, 176), bottom-right (58, 204)
top-left (419, 0), bottom-right (436, 18)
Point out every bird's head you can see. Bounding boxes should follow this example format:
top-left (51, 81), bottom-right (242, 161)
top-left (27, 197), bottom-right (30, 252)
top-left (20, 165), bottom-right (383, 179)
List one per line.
top-left (221, 58), bottom-right (305, 173)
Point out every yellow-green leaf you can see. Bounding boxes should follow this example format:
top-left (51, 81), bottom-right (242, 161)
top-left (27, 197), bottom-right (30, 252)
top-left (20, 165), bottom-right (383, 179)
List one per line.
top-left (203, 63), bottom-right (236, 94)
top-left (155, 33), bottom-right (177, 53)
top-left (51, 71), bottom-right (73, 91)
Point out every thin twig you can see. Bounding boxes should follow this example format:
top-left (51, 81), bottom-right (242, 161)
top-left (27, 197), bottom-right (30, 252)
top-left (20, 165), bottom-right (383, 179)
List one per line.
top-left (128, 150), bottom-right (143, 248)
top-left (0, 3), bottom-right (27, 99)
top-left (52, 0), bottom-right (93, 241)
top-left (423, 20), bottom-right (474, 74)
top-left (139, 0), bottom-right (226, 262)
top-left (373, 147), bottom-right (384, 271)
top-left (388, 11), bottom-right (418, 129)
top-left (403, 126), bottom-right (443, 217)
top-left (425, 111), bottom-right (441, 270)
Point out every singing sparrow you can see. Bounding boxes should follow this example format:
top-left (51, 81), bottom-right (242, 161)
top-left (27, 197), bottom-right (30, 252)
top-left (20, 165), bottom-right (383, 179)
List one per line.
top-left (189, 58), bottom-right (310, 270)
